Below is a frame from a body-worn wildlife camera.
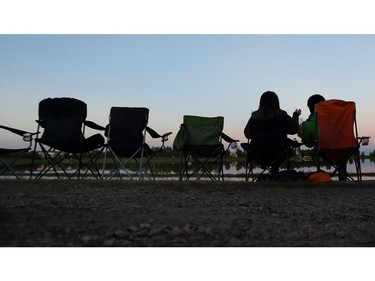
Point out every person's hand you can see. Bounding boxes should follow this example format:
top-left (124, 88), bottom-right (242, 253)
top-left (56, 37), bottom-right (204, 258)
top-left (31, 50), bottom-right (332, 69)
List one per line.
top-left (293, 109), bottom-right (302, 117)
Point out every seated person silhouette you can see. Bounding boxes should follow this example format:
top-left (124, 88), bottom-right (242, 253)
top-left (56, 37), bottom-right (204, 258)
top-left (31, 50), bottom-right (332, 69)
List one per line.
top-left (298, 94), bottom-right (325, 147)
top-left (244, 91), bottom-right (301, 174)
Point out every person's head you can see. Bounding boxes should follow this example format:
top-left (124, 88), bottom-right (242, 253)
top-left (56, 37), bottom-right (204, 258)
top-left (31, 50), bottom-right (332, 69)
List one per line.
top-left (307, 94), bottom-right (325, 114)
top-left (259, 91), bottom-right (280, 113)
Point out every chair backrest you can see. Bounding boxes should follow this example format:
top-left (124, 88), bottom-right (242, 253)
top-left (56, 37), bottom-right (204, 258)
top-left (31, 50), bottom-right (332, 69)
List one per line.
top-left (315, 99), bottom-right (358, 149)
top-left (107, 107), bottom-right (149, 149)
top-left (246, 115), bottom-right (290, 166)
top-left (183, 115), bottom-right (224, 146)
top-left (38, 98), bottom-right (86, 142)
top-left (248, 115), bottom-right (288, 148)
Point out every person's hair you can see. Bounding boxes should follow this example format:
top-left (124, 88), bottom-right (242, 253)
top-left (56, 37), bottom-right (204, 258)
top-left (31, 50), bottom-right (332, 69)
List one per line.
top-left (307, 94), bottom-right (325, 114)
top-left (258, 91), bottom-right (280, 118)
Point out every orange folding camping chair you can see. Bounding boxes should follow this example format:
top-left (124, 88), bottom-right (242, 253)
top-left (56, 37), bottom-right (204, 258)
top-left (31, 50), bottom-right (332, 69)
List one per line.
top-left (315, 99), bottom-right (369, 182)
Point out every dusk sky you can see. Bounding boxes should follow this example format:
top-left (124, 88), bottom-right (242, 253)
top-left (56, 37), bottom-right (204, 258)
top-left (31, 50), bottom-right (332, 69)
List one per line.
top-left (1, 34), bottom-right (375, 150)
top-left (2, 1), bottom-right (375, 280)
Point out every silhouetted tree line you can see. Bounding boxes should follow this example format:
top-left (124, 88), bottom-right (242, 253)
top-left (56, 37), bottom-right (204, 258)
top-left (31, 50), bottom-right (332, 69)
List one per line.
top-left (156, 147), bottom-right (375, 160)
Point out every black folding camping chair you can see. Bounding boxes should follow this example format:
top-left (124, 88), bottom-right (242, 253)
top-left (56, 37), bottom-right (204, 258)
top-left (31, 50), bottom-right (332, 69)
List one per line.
top-left (241, 115), bottom-right (299, 182)
top-left (30, 97), bottom-right (105, 179)
top-left (0, 125), bottom-right (35, 179)
top-left (102, 107), bottom-right (172, 180)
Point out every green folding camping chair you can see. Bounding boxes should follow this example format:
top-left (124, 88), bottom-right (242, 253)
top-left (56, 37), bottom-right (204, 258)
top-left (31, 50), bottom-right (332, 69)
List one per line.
top-left (173, 115), bottom-right (238, 181)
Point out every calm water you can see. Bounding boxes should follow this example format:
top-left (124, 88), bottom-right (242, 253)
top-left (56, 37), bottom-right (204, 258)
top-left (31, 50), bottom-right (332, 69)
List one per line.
top-left (225, 159), bottom-right (375, 181)
top-left (3, 159), bottom-right (375, 180)
top-left (226, 159), bottom-right (375, 173)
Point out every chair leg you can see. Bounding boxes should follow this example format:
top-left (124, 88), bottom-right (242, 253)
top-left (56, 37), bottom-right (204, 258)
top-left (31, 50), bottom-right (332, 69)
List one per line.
top-left (249, 160), bottom-right (254, 182)
top-left (190, 155), bottom-right (222, 181)
top-left (106, 154), bottom-right (132, 180)
top-left (30, 139), bottom-right (39, 179)
top-left (244, 156), bottom-right (249, 182)
top-left (0, 157), bottom-right (21, 179)
top-left (34, 147), bottom-right (67, 179)
top-left (73, 150), bottom-right (103, 180)
top-left (180, 152), bottom-right (189, 181)
top-left (356, 155), bottom-right (362, 183)
top-left (219, 153), bottom-right (224, 181)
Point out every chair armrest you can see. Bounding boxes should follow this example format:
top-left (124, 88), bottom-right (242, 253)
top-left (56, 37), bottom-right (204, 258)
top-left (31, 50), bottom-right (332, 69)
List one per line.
top-left (146, 126), bottom-right (173, 142)
top-left (162, 132), bottom-right (173, 142)
top-left (287, 138), bottom-right (303, 148)
top-left (221, 132), bottom-right (239, 150)
top-left (35, 120), bottom-right (44, 127)
top-left (0, 125), bottom-right (37, 144)
top-left (240, 142), bottom-right (251, 151)
top-left (358, 136), bottom-right (370, 146)
top-left (221, 132), bottom-right (239, 144)
top-left (84, 120), bottom-right (106, 131)
top-left (0, 125), bottom-right (31, 137)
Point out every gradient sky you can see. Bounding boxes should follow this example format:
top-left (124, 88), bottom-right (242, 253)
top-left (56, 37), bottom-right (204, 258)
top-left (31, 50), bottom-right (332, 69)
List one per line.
top-left (1, 1), bottom-right (375, 279)
top-left (1, 34), bottom-right (375, 150)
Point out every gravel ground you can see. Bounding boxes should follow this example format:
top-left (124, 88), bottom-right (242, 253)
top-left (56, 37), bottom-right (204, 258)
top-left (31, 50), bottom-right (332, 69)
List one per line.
top-left (1, 180), bottom-right (375, 246)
